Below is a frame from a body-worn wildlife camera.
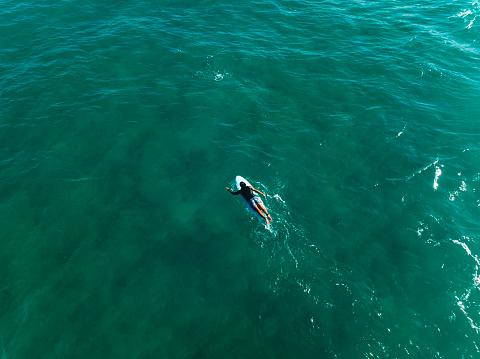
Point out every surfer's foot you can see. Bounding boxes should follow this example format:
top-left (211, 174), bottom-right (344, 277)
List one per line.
top-left (267, 215), bottom-right (272, 221)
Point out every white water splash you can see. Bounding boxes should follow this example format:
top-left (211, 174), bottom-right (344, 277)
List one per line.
top-left (453, 237), bottom-right (480, 333)
top-left (456, 1), bottom-right (480, 29)
top-left (433, 162), bottom-right (442, 190)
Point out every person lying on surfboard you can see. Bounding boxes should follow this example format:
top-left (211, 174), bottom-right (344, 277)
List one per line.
top-left (226, 182), bottom-right (272, 225)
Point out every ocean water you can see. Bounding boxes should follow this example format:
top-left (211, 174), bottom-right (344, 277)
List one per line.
top-left (1, 0), bottom-right (479, 357)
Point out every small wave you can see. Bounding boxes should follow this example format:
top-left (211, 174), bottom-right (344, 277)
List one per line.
top-left (62, 177), bottom-right (99, 182)
top-left (387, 158), bottom-right (440, 183)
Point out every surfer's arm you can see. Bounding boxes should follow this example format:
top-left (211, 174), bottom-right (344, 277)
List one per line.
top-left (226, 187), bottom-right (241, 195)
top-left (250, 186), bottom-right (266, 198)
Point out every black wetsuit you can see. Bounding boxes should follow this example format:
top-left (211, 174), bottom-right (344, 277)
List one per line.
top-left (231, 186), bottom-right (255, 201)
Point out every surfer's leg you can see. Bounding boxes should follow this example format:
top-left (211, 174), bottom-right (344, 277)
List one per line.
top-left (254, 205), bottom-right (269, 224)
top-left (258, 203), bottom-right (272, 222)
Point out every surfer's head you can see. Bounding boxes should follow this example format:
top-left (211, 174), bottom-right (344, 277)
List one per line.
top-left (240, 182), bottom-right (246, 188)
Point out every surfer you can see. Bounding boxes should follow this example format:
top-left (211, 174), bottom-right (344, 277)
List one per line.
top-left (226, 182), bottom-right (272, 225)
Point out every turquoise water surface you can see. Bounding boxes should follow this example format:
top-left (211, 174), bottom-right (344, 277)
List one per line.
top-left (1, 1), bottom-right (479, 358)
